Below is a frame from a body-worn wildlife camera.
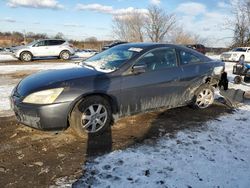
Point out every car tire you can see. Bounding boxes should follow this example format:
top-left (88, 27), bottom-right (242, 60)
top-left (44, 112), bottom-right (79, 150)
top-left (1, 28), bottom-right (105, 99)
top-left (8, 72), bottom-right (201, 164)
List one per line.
top-left (239, 55), bottom-right (245, 62)
top-left (70, 96), bottom-right (112, 137)
top-left (234, 76), bottom-right (242, 84)
top-left (243, 76), bottom-right (250, 83)
top-left (60, 50), bottom-right (70, 60)
top-left (20, 51), bottom-right (32, 62)
top-left (192, 84), bottom-right (215, 109)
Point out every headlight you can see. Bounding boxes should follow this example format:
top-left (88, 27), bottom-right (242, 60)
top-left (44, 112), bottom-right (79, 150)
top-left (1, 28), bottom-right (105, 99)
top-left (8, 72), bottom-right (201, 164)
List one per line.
top-left (23, 88), bottom-right (64, 104)
top-left (233, 53), bottom-right (238, 57)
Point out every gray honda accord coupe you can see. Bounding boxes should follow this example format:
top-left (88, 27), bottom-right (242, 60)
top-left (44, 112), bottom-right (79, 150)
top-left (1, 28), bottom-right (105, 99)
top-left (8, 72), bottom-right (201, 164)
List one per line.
top-left (10, 43), bottom-right (225, 136)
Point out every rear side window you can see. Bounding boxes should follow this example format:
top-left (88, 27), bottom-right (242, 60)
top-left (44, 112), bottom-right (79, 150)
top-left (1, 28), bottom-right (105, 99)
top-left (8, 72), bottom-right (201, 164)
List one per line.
top-left (136, 47), bottom-right (177, 71)
top-left (179, 51), bottom-right (202, 65)
top-left (47, 40), bottom-right (65, 46)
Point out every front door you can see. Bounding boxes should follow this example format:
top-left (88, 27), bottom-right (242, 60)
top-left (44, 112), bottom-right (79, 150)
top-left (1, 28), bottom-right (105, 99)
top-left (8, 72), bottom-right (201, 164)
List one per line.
top-left (119, 47), bottom-right (183, 116)
top-left (32, 40), bottom-right (50, 57)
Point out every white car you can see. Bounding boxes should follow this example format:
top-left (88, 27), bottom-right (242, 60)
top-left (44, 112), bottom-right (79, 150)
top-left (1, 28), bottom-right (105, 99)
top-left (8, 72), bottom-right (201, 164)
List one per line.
top-left (220, 47), bottom-right (250, 62)
top-left (11, 39), bottom-right (75, 62)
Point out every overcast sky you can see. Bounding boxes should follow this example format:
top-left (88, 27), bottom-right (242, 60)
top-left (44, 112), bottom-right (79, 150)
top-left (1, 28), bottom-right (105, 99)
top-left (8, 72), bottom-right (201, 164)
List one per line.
top-left (0, 0), bottom-right (233, 47)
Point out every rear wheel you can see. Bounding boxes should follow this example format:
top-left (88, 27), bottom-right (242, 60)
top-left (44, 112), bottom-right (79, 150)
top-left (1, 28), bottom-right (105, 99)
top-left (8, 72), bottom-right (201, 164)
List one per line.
top-left (60, 50), bottom-right (70, 60)
top-left (234, 76), bottom-right (242, 84)
top-left (193, 84), bottom-right (215, 109)
top-left (20, 51), bottom-right (32, 62)
top-left (70, 96), bottom-right (112, 137)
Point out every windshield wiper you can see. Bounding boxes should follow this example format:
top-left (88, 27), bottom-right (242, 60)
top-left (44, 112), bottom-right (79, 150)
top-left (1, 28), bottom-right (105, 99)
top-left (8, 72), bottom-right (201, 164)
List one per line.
top-left (82, 62), bottom-right (96, 70)
top-left (100, 66), bottom-right (116, 71)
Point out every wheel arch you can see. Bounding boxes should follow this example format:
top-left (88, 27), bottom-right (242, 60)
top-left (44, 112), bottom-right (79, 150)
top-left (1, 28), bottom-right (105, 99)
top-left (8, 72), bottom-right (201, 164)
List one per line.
top-left (239, 54), bottom-right (245, 61)
top-left (203, 72), bottom-right (221, 87)
top-left (60, 49), bottom-right (71, 55)
top-left (19, 50), bottom-right (33, 58)
top-left (67, 92), bottom-right (118, 128)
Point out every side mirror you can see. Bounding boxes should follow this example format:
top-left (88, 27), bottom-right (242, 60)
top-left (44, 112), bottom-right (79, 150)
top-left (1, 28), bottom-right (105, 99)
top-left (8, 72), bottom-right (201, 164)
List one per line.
top-left (132, 64), bottom-right (147, 74)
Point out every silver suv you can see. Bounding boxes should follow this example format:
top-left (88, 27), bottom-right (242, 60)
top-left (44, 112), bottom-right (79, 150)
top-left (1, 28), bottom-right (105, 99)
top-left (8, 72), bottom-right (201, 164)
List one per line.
top-left (11, 39), bottom-right (75, 62)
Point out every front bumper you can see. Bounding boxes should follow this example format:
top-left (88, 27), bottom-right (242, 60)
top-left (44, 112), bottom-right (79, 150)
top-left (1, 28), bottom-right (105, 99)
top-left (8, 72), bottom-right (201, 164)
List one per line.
top-left (221, 56), bottom-right (239, 62)
top-left (10, 95), bottom-right (72, 130)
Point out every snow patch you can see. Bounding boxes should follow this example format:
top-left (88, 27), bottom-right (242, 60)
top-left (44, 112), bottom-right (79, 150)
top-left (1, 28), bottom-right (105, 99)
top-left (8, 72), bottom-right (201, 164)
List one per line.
top-left (0, 54), bottom-right (17, 61)
top-left (0, 63), bottom-right (80, 74)
top-left (71, 102), bottom-right (250, 188)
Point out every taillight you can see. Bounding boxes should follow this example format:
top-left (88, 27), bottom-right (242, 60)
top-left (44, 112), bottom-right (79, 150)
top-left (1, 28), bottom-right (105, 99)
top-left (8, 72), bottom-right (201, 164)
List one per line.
top-left (69, 44), bottom-right (74, 48)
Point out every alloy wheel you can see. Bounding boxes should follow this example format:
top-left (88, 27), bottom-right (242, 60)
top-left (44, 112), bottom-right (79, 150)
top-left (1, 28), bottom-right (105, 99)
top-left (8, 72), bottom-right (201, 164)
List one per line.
top-left (81, 104), bottom-right (108, 133)
top-left (196, 88), bottom-right (214, 109)
top-left (22, 53), bottom-right (32, 61)
top-left (61, 52), bottom-right (70, 60)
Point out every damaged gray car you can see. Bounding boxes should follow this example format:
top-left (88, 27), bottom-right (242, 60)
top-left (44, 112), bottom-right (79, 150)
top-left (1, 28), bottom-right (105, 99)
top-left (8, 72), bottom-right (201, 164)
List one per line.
top-left (10, 43), bottom-right (225, 136)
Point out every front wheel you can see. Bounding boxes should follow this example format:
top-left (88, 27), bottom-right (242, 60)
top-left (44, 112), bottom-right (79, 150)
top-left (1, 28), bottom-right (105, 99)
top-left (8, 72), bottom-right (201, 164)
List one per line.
top-left (70, 96), bottom-right (112, 137)
top-left (234, 76), bottom-right (242, 84)
top-left (60, 50), bottom-right (70, 60)
top-left (193, 84), bottom-right (215, 109)
top-left (20, 51), bottom-right (32, 62)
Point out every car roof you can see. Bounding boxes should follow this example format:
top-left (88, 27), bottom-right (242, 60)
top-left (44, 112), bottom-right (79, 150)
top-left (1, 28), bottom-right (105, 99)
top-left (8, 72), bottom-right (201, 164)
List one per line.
top-left (39, 39), bottom-right (66, 41)
top-left (118, 42), bottom-right (178, 49)
top-left (117, 43), bottom-right (196, 52)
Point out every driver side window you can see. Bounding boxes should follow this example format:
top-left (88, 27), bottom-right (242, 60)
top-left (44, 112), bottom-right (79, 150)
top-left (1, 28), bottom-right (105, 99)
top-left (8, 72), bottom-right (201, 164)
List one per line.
top-left (34, 41), bottom-right (46, 47)
top-left (136, 47), bottom-right (177, 72)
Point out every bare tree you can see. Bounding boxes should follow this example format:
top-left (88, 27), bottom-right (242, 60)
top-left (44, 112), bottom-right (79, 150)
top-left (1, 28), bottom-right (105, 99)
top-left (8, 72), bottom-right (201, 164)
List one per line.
top-left (112, 11), bottom-right (145, 42)
top-left (54, 32), bottom-right (64, 39)
top-left (171, 26), bottom-right (206, 45)
top-left (112, 16), bottom-right (131, 41)
top-left (227, 0), bottom-right (250, 47)
top-left (144, 6), bottom-right (176, 42)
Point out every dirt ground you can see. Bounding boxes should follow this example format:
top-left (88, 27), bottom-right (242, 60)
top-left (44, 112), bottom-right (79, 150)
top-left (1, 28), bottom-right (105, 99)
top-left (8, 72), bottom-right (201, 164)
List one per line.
top-left (0, 103), bottom-right (232, 187)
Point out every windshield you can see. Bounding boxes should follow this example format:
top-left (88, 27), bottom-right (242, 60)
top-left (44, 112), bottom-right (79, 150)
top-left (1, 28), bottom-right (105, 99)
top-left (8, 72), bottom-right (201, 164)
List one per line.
top-left (232, 48), bottom-right (247, 52)
top-left (82, 45), bottom-right (142, 72)
top-left (27, 40), bottom-right (38, 46)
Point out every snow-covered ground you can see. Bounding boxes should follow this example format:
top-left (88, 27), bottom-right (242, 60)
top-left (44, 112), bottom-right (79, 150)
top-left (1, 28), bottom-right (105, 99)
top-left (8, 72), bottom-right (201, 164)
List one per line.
top-left (0, 52), bottom-right (89, 62)
top-left (75, 51), bottom-right (97, 59)
top-left (72, 103), bottom-right (250, 188)
top-left (0, 63), bottom-right (80, 74)
top-left (0, 54), bottom-right (18, 61)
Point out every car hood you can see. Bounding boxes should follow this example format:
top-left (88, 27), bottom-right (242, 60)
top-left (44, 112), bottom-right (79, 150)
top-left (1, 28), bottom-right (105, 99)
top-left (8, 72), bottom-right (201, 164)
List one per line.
top-left (17, 67), bottom-right (104, 96)
top-left (11, 45), bottom-right (27, 51)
